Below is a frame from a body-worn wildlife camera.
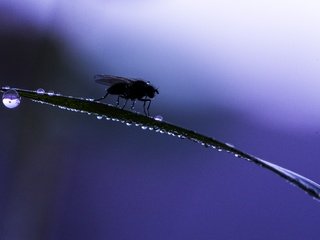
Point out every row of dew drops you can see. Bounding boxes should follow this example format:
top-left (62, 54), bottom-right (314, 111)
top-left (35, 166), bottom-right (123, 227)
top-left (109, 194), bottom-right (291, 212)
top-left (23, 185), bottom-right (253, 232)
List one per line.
top-left (2, 87), bottom-right (320, 200)
top-left (1, 87), bottom-right (236, 153)
top-left (95, 105), bottom-right (320, 200)
top-left (1, 87), bottom-right (223, 149)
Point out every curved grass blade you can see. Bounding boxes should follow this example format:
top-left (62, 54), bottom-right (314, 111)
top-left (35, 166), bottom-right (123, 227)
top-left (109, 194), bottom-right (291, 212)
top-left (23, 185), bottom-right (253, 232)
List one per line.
top-left (2, 87), bottom-right (320, 201)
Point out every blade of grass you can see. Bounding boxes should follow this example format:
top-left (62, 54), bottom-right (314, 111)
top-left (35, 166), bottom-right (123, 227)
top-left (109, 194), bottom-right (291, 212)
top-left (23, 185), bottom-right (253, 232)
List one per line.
top-left (2, 87), bottom-right (320, 201)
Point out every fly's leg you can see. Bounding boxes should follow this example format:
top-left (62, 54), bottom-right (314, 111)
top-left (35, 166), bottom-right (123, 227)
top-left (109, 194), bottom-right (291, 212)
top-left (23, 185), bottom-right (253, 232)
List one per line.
top-left (116, 96), bottom-right (120, 107)
top-left (131, 100), bottom-right (136, 110)
top-left (121, 99), bottom-right (128, 109)
top-left (146, 100), bottom-right (151, 116)
top-left (139, 98), bottom-right (151, 116)
top-left (94, 92), bottom-right (109, 101)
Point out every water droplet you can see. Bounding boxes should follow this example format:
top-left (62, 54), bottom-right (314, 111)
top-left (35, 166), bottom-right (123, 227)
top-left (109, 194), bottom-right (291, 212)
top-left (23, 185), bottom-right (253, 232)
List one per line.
top-left (126, 122), bottom-right (132, 126)
top-left (154, 115), bottom-right (163, 121)
top-left (3, 86), bottom-right (10, 90)
top-left (141, 126), bottom-right (148, 130)
top-left (47, 90), bottom-right (54, 96)
top-left (97, 115), bottom-right (103, 120)
top-left (177, 134), bottom-right (186, 139)
top-left (167, 132), bottom-right (176, 136)
top-left (2, 89), bottom-right (21, 109)
top-left (36, 88), bottom-right (45, 95)
top-left (201, 143), bottom-right (210, 148)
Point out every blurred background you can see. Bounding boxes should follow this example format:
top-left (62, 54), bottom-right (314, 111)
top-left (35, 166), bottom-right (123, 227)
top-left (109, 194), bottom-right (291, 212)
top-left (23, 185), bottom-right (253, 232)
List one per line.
top-left (1, 0), bottom-right (320, 239)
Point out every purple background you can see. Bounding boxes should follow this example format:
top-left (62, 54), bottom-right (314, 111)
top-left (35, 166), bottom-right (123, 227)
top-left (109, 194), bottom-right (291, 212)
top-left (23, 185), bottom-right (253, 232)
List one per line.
top-left (1, 1), bottom-right (320, 239)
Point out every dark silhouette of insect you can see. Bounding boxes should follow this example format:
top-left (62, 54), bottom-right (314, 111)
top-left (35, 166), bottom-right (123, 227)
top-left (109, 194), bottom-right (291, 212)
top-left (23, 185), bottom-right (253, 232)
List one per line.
top-left (94, 74), bottom-right (159, 116)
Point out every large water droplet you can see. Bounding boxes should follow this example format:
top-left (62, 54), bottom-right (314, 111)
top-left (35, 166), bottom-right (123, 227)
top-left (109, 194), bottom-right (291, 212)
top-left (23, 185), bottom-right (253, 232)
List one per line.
top-left (96, 115), bottom-right (103, 120)
top-left (2, 89), bottom-right (21, 109)
top-left (36, 88), bottom-right (45, 95)
top-left (154, 115), bottom-right (163, 121)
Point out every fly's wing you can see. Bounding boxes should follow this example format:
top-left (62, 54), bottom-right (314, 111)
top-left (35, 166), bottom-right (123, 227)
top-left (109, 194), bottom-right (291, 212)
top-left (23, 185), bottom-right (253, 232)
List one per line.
top-left (94, 74), bottom-right (133, 86)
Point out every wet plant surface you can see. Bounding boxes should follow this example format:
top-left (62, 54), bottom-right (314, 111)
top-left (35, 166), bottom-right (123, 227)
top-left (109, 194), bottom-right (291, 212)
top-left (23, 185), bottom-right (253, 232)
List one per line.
top-left (2, 86), bottom-right (320, 201)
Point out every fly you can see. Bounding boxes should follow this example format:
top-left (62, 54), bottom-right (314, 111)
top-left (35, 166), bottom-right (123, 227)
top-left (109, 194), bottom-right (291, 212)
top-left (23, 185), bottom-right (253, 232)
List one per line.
top-left (94, 74), bottom-right (159, 116)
